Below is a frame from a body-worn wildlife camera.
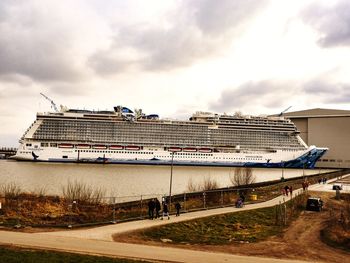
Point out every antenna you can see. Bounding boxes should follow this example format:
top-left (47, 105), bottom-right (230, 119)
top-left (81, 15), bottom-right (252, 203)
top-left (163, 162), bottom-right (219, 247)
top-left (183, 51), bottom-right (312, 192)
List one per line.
top-left (279, 106), bottom-right (292, 116)
top-left (40, 93), bottom-right (59, 112)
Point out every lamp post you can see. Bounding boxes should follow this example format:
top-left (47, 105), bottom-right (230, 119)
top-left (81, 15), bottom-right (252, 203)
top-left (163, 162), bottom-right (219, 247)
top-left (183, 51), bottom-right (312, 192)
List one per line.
top-left (281, 161), bottom-right (285, 181)
top-left (169, 151), bottom-right (174, 211)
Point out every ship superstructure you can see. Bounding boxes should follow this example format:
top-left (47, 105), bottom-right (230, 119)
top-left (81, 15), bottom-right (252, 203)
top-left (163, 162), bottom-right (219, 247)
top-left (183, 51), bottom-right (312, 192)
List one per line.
top-left (13, 107), bottom-right (327, 168)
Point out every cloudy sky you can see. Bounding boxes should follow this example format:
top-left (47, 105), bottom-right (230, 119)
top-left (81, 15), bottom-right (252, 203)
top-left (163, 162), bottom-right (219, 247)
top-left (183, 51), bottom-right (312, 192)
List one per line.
top-left (1, 0), bottom-right (350, 146)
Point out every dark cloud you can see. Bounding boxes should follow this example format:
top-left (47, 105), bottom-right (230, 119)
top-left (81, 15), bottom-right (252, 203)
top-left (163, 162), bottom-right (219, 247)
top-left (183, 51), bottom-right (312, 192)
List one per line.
top-left (209, 80), bottom-right (287, 113)
top-left (0, 74), bottom-right (33, 86)
top-left (303, 80), bottom-right (350, 103)
top-left (88, 0), bottom-right (267, 75)
top-left (192, 0), bottom-right (265, 36)
top-left (303, 0), bottom-right (350, 47)
top-left (303, 80), bottom-right (334, 94)
top-left (0, 1), bottom-right (84, 82)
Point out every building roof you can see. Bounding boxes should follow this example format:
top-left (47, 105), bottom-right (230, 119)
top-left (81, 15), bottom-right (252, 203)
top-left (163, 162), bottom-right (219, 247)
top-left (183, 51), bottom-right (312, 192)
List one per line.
top-left (282, 108), bottom-right (350, 118)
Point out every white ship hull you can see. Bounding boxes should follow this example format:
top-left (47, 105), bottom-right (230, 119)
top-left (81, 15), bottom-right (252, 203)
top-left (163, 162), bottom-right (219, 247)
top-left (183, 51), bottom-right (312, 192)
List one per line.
top-left (13, 143), bottom-right (327, 168)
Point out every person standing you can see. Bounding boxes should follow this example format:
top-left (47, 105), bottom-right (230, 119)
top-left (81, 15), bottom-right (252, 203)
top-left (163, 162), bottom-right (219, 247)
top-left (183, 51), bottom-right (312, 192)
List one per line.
top-left (175, 202), bottom-right (181, 216)
top-left (161, 202), bottom-right (170, 220)
top-left (148, 199), bottom-right (155, 220)
top-left (155, 198), bottom-right (161, 219)
top-left (284, 185), bottom-right (289, 196)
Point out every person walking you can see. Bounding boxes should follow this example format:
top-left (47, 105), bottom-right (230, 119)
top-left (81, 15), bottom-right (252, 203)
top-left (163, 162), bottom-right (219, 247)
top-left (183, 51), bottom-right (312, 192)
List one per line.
top-left (147, 199), bottom-right (155, 220)
top-left (284, 185), bottom-right (289, 196)
top-left (175, 202), bottom-right (181, 216)
top-left (289, 185), bottom-right (293, 197)
top-left (155, 198), bottom-right (161, 219)
top-left (161, 202), bottom-right (170, 220)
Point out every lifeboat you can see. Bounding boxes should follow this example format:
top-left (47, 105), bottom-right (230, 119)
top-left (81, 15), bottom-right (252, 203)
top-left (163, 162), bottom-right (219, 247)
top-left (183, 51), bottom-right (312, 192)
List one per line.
top-left (109, 145), bottom-right (124, 150)
top-left (168, 147), bottom-right (182, 152)
top-left (92, 145), bottom-right (107, 149)
top-left (76, 144), bottom-right (90, 149)
top-left (125, 145), bottom-right (140, 151)
top-left (183, 148), bottom-right (197, 152)
top-left (58, 144), bottom-right (74, 148)
top-left (199, 148), bottom-right (212, 153)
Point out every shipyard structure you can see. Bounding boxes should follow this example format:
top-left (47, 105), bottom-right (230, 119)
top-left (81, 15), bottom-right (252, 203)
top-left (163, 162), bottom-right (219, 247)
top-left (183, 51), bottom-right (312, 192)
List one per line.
top-left (13, 106), bottom-right (327, 168)
top-left (283, 108), bottom-right (350, 168)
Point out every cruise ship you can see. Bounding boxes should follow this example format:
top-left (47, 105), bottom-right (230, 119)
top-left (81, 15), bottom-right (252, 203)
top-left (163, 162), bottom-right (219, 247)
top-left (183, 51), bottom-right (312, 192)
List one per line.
top-left (13, 106), bottom-right (327, 168)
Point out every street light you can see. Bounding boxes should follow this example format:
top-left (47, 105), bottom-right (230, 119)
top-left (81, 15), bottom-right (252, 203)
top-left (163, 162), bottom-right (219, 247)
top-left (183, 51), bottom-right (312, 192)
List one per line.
top-left (169, 151), bottom-right (174, 211)
top-left (281, 161), bottom-right (285, 181)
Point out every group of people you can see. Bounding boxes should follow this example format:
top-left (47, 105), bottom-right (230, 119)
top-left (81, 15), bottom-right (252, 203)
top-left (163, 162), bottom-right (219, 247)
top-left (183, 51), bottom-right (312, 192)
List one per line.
top-left (318, 177), bottom-right (327, 184)
top-left (147, 198), bottom-right (182, 220)
top-left (281, 185), bottom-right (293, 196)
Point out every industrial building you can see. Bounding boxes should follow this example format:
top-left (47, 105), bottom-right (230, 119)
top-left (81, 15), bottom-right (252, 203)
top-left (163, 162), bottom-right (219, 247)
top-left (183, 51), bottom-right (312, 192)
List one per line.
top-left (283, 108), bottom-right (350, 168)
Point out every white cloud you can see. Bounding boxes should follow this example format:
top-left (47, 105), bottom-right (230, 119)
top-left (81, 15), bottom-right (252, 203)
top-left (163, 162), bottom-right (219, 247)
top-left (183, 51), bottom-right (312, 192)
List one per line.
top-left (1, 0), bottom-right (350, 146)
top-left (88, 0), bottom-right (267, 74)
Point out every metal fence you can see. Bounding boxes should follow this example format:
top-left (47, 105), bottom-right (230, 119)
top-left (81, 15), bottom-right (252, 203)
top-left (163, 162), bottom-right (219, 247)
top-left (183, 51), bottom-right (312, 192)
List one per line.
top-left (0, 169), bottom-right (348, 228)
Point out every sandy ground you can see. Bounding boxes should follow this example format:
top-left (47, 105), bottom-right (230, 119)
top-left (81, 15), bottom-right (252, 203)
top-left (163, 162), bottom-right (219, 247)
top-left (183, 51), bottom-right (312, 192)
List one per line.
top-left (114, 191), bottom-right (349, 263)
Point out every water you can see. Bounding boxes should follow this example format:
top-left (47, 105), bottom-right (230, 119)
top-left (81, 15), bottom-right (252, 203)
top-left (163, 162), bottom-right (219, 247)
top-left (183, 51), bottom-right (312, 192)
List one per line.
top-left (0, 160), bottom-right (334, 198)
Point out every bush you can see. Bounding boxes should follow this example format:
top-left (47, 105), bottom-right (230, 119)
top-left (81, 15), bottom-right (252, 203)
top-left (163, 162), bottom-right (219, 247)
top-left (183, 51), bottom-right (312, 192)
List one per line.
top-left (0, 182), bottom-right (21, 199)
top-left (61, 180), bottom-right (105, 205)
top-left (230, 167), bottom-right (256, 186)
top-left (186, 176), bottom-right (219, 192)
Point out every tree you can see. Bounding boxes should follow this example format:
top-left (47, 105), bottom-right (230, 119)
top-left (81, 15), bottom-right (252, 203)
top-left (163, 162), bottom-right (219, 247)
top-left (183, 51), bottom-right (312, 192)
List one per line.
top-left (230, 167), bottom-right (255, 186)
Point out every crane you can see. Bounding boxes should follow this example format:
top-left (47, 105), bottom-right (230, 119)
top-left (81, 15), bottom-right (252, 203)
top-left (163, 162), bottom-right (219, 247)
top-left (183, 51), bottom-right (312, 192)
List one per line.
top-left (279, 106), bottom-right (292, 116)
top-left (40, 93), bottom-right (59, 112)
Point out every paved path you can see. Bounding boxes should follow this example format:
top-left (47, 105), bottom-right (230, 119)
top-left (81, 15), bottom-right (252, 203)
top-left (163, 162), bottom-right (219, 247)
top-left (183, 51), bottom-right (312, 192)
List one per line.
top-left (41, 189), bottom-right (303, 241)
top-left (310, 175), bottom-right (350, 192)
top-left (0, 175), bottom-right (348, 263)
top-left (0, 231), bottom-right (308, 263)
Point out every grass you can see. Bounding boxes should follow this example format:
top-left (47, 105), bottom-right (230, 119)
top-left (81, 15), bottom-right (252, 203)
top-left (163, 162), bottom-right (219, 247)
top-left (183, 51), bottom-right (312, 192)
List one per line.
top-left (132, 194), bottom-right (308, 246)
top-left (139, 206), bottom-right (285, 245)
top-left (0, 245), bottom-right (150, 263)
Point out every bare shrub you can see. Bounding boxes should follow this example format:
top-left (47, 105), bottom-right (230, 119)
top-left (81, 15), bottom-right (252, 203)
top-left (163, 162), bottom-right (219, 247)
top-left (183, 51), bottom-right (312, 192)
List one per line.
top-left (187, 177), bottom-right (200, 192)
top-left (1, 182), bottom-right (22, 199)
top-left (230, 167), bottom-right (256, 186)
top-left (201, 176), bottom-right (219, 191)
top-left (62, 180), bottom-right (105, 204)
top-left (186, 176), bottom-right (219, 192)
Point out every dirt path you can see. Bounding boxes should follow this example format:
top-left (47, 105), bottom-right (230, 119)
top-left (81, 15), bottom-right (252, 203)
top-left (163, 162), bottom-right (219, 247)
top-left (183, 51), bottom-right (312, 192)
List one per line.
top-left (214, 210), bottom-right (349, 263)
top-left (114, 192), bottom-right (349, 263)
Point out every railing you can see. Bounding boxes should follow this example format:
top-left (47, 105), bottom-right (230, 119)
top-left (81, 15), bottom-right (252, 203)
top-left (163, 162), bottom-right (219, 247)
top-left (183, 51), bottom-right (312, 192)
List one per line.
top-left (0, 169), bottom-right (347, 228)
top-left (0, 147), bottom-right (17, 152)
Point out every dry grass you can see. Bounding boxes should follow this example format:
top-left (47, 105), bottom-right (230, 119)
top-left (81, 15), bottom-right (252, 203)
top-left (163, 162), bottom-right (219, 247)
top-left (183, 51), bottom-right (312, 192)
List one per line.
top-left (61, 180), bottom-right (105, 205)
top-left (321, 193), bottom-right (350, 251)
top-left (0, 182), bottom-right (22, 199)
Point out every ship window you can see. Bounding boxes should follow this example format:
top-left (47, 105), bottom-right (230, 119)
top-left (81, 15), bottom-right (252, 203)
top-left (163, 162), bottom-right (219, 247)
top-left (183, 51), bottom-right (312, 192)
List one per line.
top-left (26, 143), bottom-right (32, 147)
top-left (62, 155), bottom-right (68, 159)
